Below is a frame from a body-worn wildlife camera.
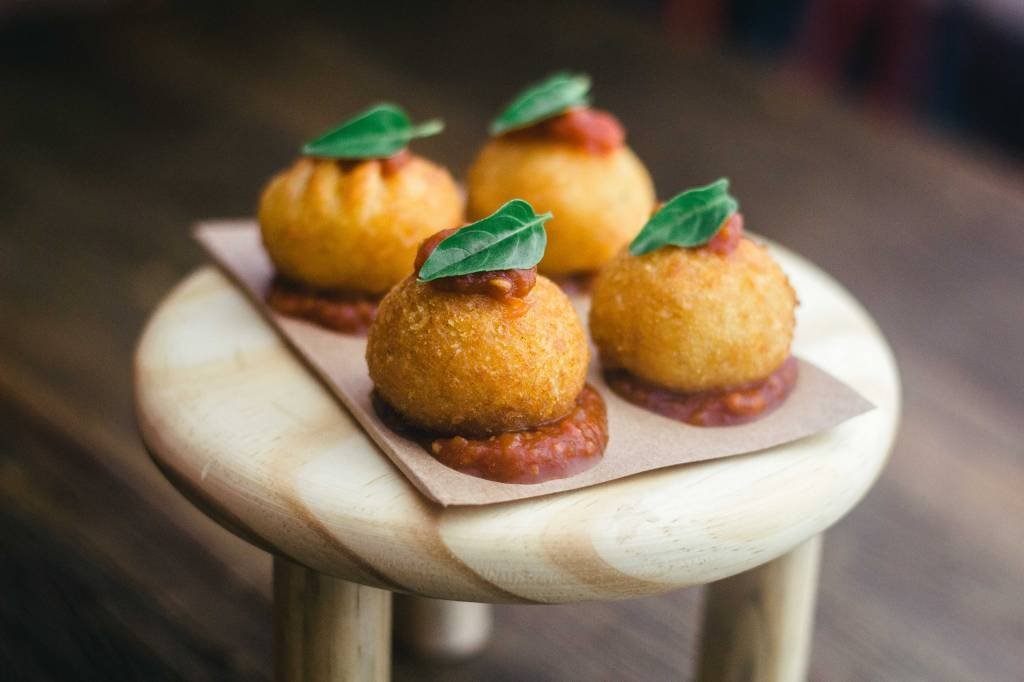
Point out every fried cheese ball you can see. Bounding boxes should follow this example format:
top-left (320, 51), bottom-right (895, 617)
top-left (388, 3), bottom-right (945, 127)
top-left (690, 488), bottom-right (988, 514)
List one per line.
top-left (367, 276), bottom-right (588, 436)
top-left (259, 155), bottom-right (463, 295)
top-left (590, 239), bottom-right (796, 393)
top-left (466, 139), bottom-right (655, 276)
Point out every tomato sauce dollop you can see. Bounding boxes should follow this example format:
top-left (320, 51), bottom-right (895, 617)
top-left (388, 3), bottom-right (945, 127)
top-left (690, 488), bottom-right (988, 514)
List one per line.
top-left (376, 385), bottom-right (607, 484)
top-left (606, 357), bottom-right (798, 426)
top-left (705, 213), bottom-right (744, 256)
top-left (414, 228), bottom-right (537, 306)
top-left (430, 385), bottom-right (607, 483)
top-left (266, 276), bottom-right (379, 334)
top-left (508, 107), bottom-right (625, 155)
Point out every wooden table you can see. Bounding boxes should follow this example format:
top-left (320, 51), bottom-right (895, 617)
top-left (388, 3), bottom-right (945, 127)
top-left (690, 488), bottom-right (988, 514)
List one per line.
top-left (134, 230), bottom-right (899, 680)
top-left (3, 2), bottom-right (1023, 680)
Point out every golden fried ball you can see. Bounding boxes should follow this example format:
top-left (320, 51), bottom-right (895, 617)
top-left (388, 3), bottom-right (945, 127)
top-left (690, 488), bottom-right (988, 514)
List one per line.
top-left (259, 155), bottom-right (463, 295)
top-left (466, 139), bottom-right (655, 276)
top-left (589, 239), bottom-right (797, 392)
top-left (367, 276), bottom-right (588, 436)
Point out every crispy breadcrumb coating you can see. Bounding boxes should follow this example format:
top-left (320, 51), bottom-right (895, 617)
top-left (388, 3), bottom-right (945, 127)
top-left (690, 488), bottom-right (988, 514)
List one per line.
top-left (590, 239), bottom-right (797, 392)
top-left (367, 275), bottom-right (588, 436)
top-left (259, 155), bottom-right (463, 295)
top-left (467, 138), bottom-right (654, 276)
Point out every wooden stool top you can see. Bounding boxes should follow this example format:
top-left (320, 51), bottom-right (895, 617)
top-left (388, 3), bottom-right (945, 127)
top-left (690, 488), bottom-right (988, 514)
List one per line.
top-left (134, 242), bottom-right (899, 604)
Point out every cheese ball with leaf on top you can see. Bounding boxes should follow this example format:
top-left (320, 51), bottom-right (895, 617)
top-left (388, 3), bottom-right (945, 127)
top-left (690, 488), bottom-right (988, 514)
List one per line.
top-left (468, 134), bottom-right (654, 276)
top-left (369, 200), bottom-right (608, 484)
top-left (368, 201), bottom-right (592, 438)
top-left (368, 273), bottom-right (588, 437)
top-left (259, 153), bottom-right (463, 295)
top-left (590, 229), bottom-right (796, 393)
top-left (591, 179), bottom-right (797, 397)
top-left (468, 73), bottom-right (655, 277)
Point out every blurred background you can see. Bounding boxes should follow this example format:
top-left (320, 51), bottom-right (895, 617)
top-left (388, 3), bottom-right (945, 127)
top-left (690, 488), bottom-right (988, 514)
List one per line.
top-left (1, 1), bottom-right (1022, 680)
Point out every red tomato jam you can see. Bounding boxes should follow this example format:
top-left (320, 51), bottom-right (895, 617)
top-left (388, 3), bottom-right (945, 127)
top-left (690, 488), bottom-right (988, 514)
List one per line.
top-left (414, 228), bottom-right (537, 310)
top-left (605, 357), bottom-right (798, 426)
top-left (705, 213), bottom-right (744, 256)
top-left (266, 276), bottom-right (379, 334)
top-left (507, 107), bottom-right (625, 155)
top-left (376, 386), bottom-right (608, 484)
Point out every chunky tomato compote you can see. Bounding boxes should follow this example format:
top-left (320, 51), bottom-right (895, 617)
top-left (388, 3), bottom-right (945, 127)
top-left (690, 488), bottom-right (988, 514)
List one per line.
top-left (508, 107), bottom-right (625, 155)
top-left (267, 276), bottom-right (379, 334)
top-left (606, 357), bottom-right (798, 426)
top-left (376, 385), bottom-right (607, 484)
top-left (415, 228), bottom-right (537, 306)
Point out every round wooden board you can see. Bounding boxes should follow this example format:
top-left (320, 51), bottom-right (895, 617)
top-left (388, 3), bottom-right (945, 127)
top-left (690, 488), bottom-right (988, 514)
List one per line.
top-left (135, 244), bottom-right (899, 604)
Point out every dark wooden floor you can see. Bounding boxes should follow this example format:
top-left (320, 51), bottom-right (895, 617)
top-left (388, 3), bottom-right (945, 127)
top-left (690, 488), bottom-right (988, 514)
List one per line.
top-left (2, 2), bottom-right (1022, 680)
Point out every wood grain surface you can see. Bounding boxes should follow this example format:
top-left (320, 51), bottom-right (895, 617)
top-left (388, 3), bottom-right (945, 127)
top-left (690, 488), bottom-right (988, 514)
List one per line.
top-left (135, 243), bottom-right (897, 602)
top-left (2, 1), bottom-right (1023, 679)
top-left (193, 221), bottom-right (876, 507)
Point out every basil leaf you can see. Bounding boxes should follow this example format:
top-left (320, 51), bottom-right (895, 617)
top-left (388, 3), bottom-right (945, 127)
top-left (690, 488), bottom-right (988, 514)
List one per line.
top-left (629, 178), bottom-right (739, 256)
top-left (417, 200), bottom-right (551, 281)
top-left (489, 72), bottom-right (591, 136)
top-left (302, 103), bottom-right (444, 159)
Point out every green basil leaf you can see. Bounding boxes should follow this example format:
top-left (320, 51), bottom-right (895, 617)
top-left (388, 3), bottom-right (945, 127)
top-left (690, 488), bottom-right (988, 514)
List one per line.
top-left (302, 103), bottom-right (444, 159)
top-left (417, 200), bottom-right (551, 281)
top-left (629, 178), bottom-right (739, 256)
top-left (489, 72), bottom-right (591, 136)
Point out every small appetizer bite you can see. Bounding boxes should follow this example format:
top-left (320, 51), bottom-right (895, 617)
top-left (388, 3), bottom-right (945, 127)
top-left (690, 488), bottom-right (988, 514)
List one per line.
top-left (259, 103), bottom-right (464, 333)
top-left (467, 73), bottom-right (655, 282)
top-left (367, 200), bottom-right (608, 483)
top-left (590, 179), bottom-right (798, 426)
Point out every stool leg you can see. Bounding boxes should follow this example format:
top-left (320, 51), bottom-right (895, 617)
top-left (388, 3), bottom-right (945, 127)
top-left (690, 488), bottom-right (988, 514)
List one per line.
top-left (696, 535), bottom-right (822, 682)
top-left (274, 556), bottom-right (392, 682)
top-left (394, 595), bottom-right (492, 659)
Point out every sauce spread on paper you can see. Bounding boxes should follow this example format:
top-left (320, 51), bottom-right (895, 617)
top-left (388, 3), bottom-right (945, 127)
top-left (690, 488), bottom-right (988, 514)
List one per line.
top-left (606, 357), bottom-right (798, 426)
top-left (377, 385), bottom-right (607, 484)
top-left (266, 277), bottom-right (379, 334)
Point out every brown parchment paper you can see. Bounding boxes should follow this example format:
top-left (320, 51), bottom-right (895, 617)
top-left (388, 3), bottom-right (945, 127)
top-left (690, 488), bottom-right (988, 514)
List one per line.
top-left (195, 221), bottom-right (874, 506)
